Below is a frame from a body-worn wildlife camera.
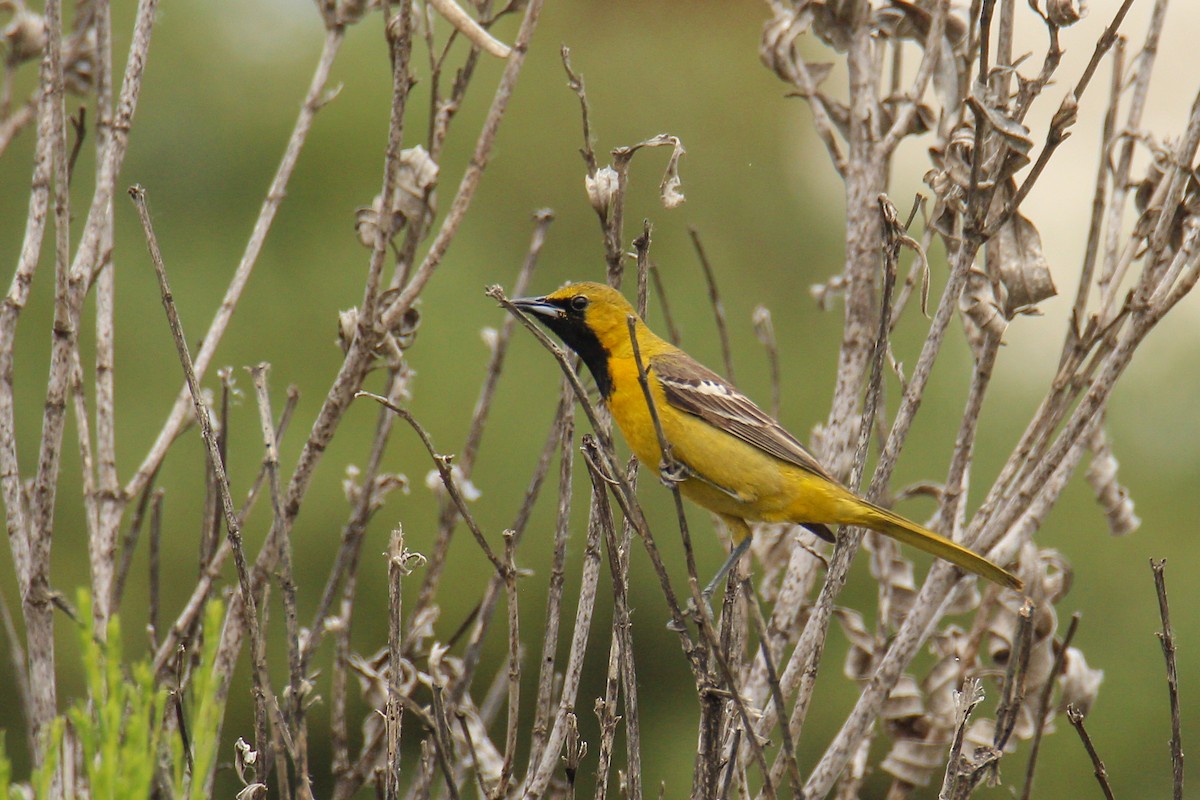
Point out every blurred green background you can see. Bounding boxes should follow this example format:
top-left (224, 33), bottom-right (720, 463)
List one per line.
top-left (1, 1), bottom-right (1198, 797)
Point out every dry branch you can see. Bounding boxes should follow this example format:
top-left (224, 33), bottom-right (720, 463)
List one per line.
top-left (2, 1), bottom-right (1197, 798)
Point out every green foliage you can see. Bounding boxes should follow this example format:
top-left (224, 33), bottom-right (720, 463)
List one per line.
top-left (0, 722), bottom-right (65, 800)
top-left (169, 597), bottom-right (227, 800)
top-left (30, 718), bottom-right (61, 800)
top-left (0, 733), bottom-right (10, 800)
top-left (0, 594), bottom-right (227, 799)
top-left (67, 591), bottom-right (168, 800)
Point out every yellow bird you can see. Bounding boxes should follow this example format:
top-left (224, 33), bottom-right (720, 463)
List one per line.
top-left (513, 282), bottom-right (1022, 593)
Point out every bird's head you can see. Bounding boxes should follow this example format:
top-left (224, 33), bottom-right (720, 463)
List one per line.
top-left (511, 282), bottom-right (641, 398)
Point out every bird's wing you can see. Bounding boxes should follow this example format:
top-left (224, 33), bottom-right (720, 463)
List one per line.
top-left (651, 351), bottom-right (835, 481)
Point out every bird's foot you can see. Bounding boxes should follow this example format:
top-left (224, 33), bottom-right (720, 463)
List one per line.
top-left (658, 457), bottom-right (692, 488)
top-left (667, 590), bottom-right (716, 632)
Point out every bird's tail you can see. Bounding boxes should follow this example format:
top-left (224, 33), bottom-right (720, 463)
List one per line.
top-left (854, 502), bottom-right (1022, 591)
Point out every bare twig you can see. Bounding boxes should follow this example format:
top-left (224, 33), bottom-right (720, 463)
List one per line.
top-left (528, 394), bottom-right (575, 772)
top-left (126, 27), bottom-right (346, 502)
top-left (588, 457), bottom-right (641, 800)
top-left (250, 364), bottom-right (313, 800)
top-left (1067, 705), bottom-right (1117, 800)
top-left (751, 305), bottom-right (781, 419)
top-left (357, 392), bottom-right (505, 574)
top-left (688, 225), bottom-right (735, 382)
top-left (499, 529), bottom-right (522, 798)
top-left (147, 489), bottom-right (163, 649)
top-left (380, 0), bottom-right (546, 331)
top-left (649, 262), bottom-right (682, 345)
top-left (762, 193), bottom-right (902, 794)
top-left (22, 0), bottom-right (71, 754)
top-left (415, 210), bottom-right (552, 617)
top-left (386, 528), bottom-right (407, 800)
top-left (427, 0), bottom-right (512, 58)
top-left (0, 587), bottom-right (32, 757)
top-left (1152, 559), bottom-right (1185, 800)
top-left (1021, 612), bottom-right (1082, 800)
top-left (129, 184), bottom-right (272, 771)
top-left (987, 0), bottom-right (1137, 233)
top-left (520, 448), bottom-right (606, 798)
top-left (561, 46), bottom-right (598, 176)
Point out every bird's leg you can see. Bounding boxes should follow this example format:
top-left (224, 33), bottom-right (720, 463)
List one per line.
top-left (670, 533), bottom-right (752, 630)
top-left (702, 536), bottom-right (752, 600)
top-left (668, 515), bottom-right (752, 630)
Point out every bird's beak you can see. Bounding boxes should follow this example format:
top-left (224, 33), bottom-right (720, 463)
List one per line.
top-left (511, 296), bottom-right (564, 320)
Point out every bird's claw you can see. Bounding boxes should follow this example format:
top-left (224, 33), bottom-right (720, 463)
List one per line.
top-left (659, 457), bottom-right (691, 488)
top-left (666, 591), bottom-right (716, 632)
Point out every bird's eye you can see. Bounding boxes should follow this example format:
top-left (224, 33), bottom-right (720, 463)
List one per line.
top-left (570, 295), bottom-right (589, 311)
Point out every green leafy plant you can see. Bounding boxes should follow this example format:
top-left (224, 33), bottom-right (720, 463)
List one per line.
top-left (0, 594), bottom-right (226, 798)
top-left (169, 597), bottom-right (227, 800)
top-left (67, 591), bottom-right (167, 799)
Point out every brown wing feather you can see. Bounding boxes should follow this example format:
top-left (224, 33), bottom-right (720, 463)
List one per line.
top-left (651, 351), bottom-right (835, 482)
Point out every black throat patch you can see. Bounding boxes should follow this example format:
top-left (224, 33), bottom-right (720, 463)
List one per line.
top-left (539, 308), bottom-right (614, 400)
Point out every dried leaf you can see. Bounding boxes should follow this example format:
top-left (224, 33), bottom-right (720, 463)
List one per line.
top-left (336, 307), bottom-right (359, 354)
top-left (656, 135), bottom-right (687, 208)
top-left (874, 1), bottom-right (969, 112)
top-left (760, 3), bottom-right (818, 81)
top-left (406, 604), bottom-right (439, 650)
top-left (866, 540), bottom-right (919, 623)
top-left (342, 464), bottom-right (410, 511)
top-left (349, 648), bottom-right (419, 712)
top-left (1086, 426), bottom-right (1141, 536)
top-left (425, 463), bottom-right (481, 502)
top-left (967, 547), bottom-right (1089, 750)
top-left (963, 712), bottom-right (1033, 754)
top-left (989, 209), bottom-right (1058, 312)
top-left (3, 9), bottom-right (46, 63)
top-left (809, 272), bottom-right (847, 310)
top-left (751, 304), bottom-right (774, 345)
top-left (811, 1), bottom-right (854, 52)
top-left (925, 120), bottom-right (978, 228)
top-left (963, 717), bottom-right (996, 752)
top-left (987, 590), bottom-right (1056, 676)
top-left (1051, 92), bottom-right (1079, 139)
top-left (882, 674), bottom-right (926, 721)
top-left (355, 146), bottom-right (439, 247)
top-left (338, 0), bottom-right (371, 24)
top-left (427, 0), bottom-right (512, 59)
top-left (873, 1), bottom-right (945, 42)
top-left (954, 678), bottom-right (987, 732)
top-left (882, 736), bottom-right (949, 787)
top-left (833, 606), bottom-right (875, 681)
top-left (611, 134), bottom-right (687, 209)
top-left (791, 60), bottom-right (835, 89)
top-left (1046, 0), bottom-right (1088, 27)
top-left (234, 737), bottom-right (261, 788)
top-left (882, 95), bottom-right (936, 137)
top-left (966, 95), bottom-right (1035, 158)
top-left (396, 145), bottom-right (439, 216)
top-left (457, 705), bottom-right (506, 784)
top-left (1134, 145), bottom-right (1200, 250)
top-left (750, 521), bottom-right (825, 604)
top-left (585, 165), bottom-right (619, 217)
top-left (1058, 647), bottom-right (1104, 715)
top-left (925, 627), bottom-right (971, 722)
top-left (959, 266), bottom-right (1007, 353)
